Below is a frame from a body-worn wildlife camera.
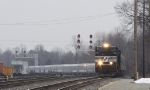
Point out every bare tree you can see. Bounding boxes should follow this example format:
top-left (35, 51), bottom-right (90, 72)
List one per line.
top-left (34, 44), bottom-right (44, 52)
top-left (50, 47), bottom-right (64, 64)
top-left (115, 0), bottom-right (150, 41)
top-left (94, 32), bottom-right (107, 46)
top-left (71, 35), bottom-right (84, 63)
top-left (1, 49), bottom-right (13, 66)
top-left (62, 51), bottom-right (75, 64)
top-left (34, 44), bottom-right (46, 65)
top-left (115, 0), bottom-right (150, 76)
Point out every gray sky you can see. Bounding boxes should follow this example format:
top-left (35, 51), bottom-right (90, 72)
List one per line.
top-left (0, 0), bottom-right (125, 52)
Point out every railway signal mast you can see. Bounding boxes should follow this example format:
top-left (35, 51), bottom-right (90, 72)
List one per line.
top-left (77, 34), bottom-right (80, 49)
top-left (89, 34), bottom-right (93, 49)
top-left (77, 34), bottom-right (94, 52)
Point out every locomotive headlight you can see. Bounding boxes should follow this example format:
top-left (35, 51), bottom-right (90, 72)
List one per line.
top-left (98, 61), bottom-right (103, 66)
top-left (103, 43), bottom-right (109, 48)
top-left (110, 62), bottom-right (113, 65)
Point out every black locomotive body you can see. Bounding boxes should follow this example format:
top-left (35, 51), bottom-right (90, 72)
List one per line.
top-left (95, 44), bottom-right (124, 77)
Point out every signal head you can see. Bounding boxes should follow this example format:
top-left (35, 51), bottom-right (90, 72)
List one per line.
top-left (77, 34), bottom-right (80, 38)
top-left (77, 39), bottom-right (80, 44)
top-left (89, 45), bottom-right (92, 49)
top-left (89, 40), bottom-right (92, 44)
top-left (90, 34), bottom-right (92, 38)
top-left (77, 45), bottom-right (80, 49)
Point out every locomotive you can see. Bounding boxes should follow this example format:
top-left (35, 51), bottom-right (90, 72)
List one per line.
top-left (95, 43), bottom-right (125, 77)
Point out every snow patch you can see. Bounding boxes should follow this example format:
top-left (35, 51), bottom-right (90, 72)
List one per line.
top-left (134, 78), bottom-right (150, 84)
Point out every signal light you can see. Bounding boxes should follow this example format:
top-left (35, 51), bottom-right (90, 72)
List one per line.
top-left (89, 40), bottom-right (92, 44)
top-left (90, 35), bottom-right (92, 38)
top-left (89, 45), bottom-right (92, 49)
top-left (89, 34), bottom-right (93, 49)
top-left (77, 39), bottom-right (80, 44)
top-left (77, 34), bottom-right (80, 38)
top-left (77, 45), bottom-right (80, 49)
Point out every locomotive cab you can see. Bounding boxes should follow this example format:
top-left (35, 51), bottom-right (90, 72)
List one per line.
top-left (95, 43), bottom-right (122, 77)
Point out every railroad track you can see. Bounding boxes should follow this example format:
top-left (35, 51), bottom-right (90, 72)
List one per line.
top-left (0, 76), bottom-right (78, 89)
top-left (30, 77), bottom-right (110, 90)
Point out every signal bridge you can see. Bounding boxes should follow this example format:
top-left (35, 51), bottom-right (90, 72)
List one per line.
top-left (15, 53), bottom-right (38, 66)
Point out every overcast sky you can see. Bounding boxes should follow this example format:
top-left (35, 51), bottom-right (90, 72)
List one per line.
top-left (0, 0), bottom-right (126, 52)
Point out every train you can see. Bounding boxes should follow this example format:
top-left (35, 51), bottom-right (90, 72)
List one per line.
top-left (0, 61), bottom-right (95, 76)
top-left (12, 63), bottom-right (95, 76)
top-left (10, 43), bottom-right (126, 77)
top-left (0, 62), bottom-right (13, 77)
top-left (27, 63), bottom-right (95, 76)
top-left (95, 43), bottom-right (126, 77)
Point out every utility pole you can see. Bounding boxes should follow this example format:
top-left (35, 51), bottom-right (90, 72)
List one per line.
top-left (143, 0), bottom-right (145, 78)
top-left (149, 1), bottom-right (150, 18)
top-left (134, 0), bottom-right (138, 80)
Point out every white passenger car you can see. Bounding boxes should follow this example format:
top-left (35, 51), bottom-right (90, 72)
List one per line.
top-left (17, 63), bottom-right (95, 76)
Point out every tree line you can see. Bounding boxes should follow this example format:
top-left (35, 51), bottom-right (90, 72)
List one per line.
top-left (115, 0), bottom-right (150, 77)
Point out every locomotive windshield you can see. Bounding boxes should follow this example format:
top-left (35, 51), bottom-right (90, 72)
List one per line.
top-left (95, 46), bottom-right (118, 56)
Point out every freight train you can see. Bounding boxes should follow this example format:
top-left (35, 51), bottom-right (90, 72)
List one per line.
top-left (0, 62), bottom-right (13, 77)
top-left (95, 43), bottom-right (125, 77)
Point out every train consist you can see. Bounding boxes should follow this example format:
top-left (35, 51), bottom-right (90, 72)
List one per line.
top-left (95, 43), bottom-right (125, 77)
top-left (12, 63), bottom-right (95, 76)
top-left (4, 43), bottom-right (125, 77)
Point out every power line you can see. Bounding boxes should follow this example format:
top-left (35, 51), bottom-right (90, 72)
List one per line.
top-left (0, 44), bottom-right (71, 47)
top-left (0, 40), bottom-right (90, 43)
top-left (0, 13), bottom-right (115, 25)
top-left (0, 40), bottom-right (72, 42)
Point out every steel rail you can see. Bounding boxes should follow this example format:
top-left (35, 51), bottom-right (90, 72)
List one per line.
top-left (0, 76), bottom-right (76, 89)
top-left (58, 78), bottom-right (109, 90)
top-left (29, 77), bottom-right (102, 90)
